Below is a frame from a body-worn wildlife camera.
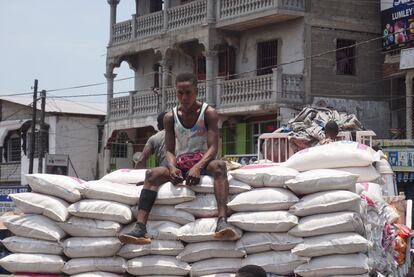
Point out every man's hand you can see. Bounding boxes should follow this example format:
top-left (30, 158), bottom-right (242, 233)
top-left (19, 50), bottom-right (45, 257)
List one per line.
top-left (186, 165), bottom-right (201, 186)
top-left (168, 165), bottom-right (184, 185)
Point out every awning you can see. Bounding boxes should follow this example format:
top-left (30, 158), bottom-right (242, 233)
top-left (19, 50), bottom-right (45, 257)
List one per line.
top-left (0, 119), bottom-right (29, 147)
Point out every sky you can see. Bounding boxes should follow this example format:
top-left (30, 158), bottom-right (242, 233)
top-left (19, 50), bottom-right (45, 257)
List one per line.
top-left (0, 1), bottom-right (137, 103)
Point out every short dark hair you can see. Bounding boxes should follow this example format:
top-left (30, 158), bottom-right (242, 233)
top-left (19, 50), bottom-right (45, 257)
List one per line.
top-left (325, 120), bottom-right (339, 135)
top-left (175, 72), bottom-right (197, 87)
top-left (236, 265), bottom-right (267, 277)
top-left (157, 112), bottom-right (167, 130)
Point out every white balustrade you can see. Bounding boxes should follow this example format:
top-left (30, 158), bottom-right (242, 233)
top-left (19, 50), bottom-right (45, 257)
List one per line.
top-left (218, 0), bottom-right (274, 19)
top-left (109, 96), bottom-right (129, 119)
top-left (112, 19), bottom-right (133, 44)
top-left (132, 91), bottom-right (159, 116)
top-left (135, 11), bottom-right (163, 38)
top-left (167, 0), bottom-right (207, 30)
top-left (277, 0), bottom-right (305, 11)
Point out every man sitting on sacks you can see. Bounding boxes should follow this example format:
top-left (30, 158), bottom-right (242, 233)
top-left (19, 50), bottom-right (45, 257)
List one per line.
top-left (119, 72), bottom-right (237, 244)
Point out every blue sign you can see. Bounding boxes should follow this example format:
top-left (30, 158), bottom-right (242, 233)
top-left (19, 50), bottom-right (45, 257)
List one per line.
top-left (0, 186), bottom-right (28, 213)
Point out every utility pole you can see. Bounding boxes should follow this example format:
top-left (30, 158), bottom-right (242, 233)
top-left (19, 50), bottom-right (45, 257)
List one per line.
top-left (38, 90), bottom-right (46, 173)
top-left (28, 80), bottom-right (38, 174)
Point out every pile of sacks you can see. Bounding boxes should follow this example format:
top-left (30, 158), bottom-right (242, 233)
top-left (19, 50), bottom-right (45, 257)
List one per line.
top-left (0, 140), bottom-right (406, 276)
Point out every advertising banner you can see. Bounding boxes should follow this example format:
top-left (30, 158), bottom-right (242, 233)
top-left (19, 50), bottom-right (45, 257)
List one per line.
top-left (0, 186), bottom-right (28, 213)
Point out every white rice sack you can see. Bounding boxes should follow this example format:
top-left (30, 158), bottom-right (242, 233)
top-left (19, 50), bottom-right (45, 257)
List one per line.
top-left (294, 253), bottom-right (369, 277)
top-left (228, 211), bottom-right (298, 232)
top-left (192, 176), bottom-right (252, 194)
top-left (242, 251), bottom-right (309, 275)
top-left (228, 188), bottom-right (298, 212)
top-left (191, 258), bottom-right (241, 277)
top-left (356, 182), bottom-right (383, 198)
top-left (122, 220), bottom-right (181, 240)
top-left (289, 190), bottom-right (361, 217)
top-left (2, 236), bottom-right (63, 255)
top-left (82, 180), bottom-right (141, 205)
top-left (70, 272), bottom-right (122, 277)
top-left (175, 194), bottom-right (218, 218)
top-left (118, 240), bottom-right (184, 259)
top-left (10, 192), bottom-right (69, 222)
top-left (291, 232), bottom-right (369, 257)
top-left (58, 216), bottom-right (121, 237)
top-left (229, 164), bottom-right (298, 187)
top-left (63, 237), bottom-right (122, 258)
top-left (178, 218), bottom-right (242, 243)
top-left (127, 255), bottom-right (190, 276)
top-left (101, 168), bottom-right (146, 184)
top-left (131, 205), bottom-right (195, 225)
top-left (26, 173), bottom-right (85, 202)
top-left (4, 214), bottom-right (66, 241)
top-left (235, 232), bottom-right (303, 254)
top-left (155, 182), bottom-right (196, 204)
top-left (336, 165), bottom-right (380, 182)
top-left (289, 211), bottom-right (364, 238)
top-left (0, 253), bottom-right (65, 273)
top-left (68, 199), bottom-right (132, 224)
top-left (283, 141), bottom-right (376, 171)
top-left (177, 241), bottom-right (245, 263)
top-left (200, 274), bottom-right (235, 277)
top-left (63, 257), bottom-right (127, 274)
top-left (285, 169), bottom-right (358, 195)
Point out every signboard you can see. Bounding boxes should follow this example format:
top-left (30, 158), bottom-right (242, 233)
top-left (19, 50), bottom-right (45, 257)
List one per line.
top-left (45, 154), bottom-right (69, 175)
top-left (224, 154), bottom-right (258, 166)
top-left (381, 0), bottom-right (414, 50)
top-left (383, 148), bottom-right (414, 172)
top-left (400, 47), bottom-right (414, 69)
top-left (0, 186), bottom-right (28, 213)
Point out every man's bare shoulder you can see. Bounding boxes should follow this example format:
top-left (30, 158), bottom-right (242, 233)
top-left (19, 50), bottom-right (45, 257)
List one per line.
top-left (205, 105), bottom-right (218, 117)
top-left (164, 111), bottom-right (174, 128)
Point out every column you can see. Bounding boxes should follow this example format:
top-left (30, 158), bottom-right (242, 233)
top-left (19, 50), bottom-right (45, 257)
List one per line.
top-left (205, 50), bottom-right (216, 105)
top-left (406, 71), bottom-right (414, 139)
top-left (107, 0), bottom-right (120, 43)
top-left (105, 72), bottom-right (117, 120)
top-left (161, 60), bottom-right (169, 111)
top-left (207, 0), bottom-right (215, 24)
top-left (163, 0), bottom-right (170, 32)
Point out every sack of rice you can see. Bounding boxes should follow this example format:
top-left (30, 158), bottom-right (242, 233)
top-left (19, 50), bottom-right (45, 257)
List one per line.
top-left (293, 253), bottom-right (369, 277)
top-left (121, 221), bottom-right (181, 240)
top-left (175, 194), bottom-right (218, 218)
top-left (0, 253), bottom-right (65, 273)
top-left (283, 141), bottom-right (376, 171)
top-left (235, 232), bottom-right (303, 254)
top-left (288, 211), bottom-right (364, 238)
top-left (227, 188), bottom-right (298, 212)
top-left (131, 205), bottom-right (195, 225)
top-left (285, 169), bottom-right (358, 195)
top-left (2, 236), bottom-right (63, 255)
top-left (177, 241), bottom-right (245, 263)
top-left (127, 256), bottom-right (190, 276)
top-left (62, 257), bottom-right (127, 274)
top-left (336, 165), bottom-right (380, 182)
top-left (291, 232), bottom-right (369, 257)
top-left (199, 274), bottom-right (235, 277)
top-left (63, 237), bottom-right (122, 258)
top-left (118, 240), bottom-right (184, 259)
top-left (289, 190), bottom-right (361, 217)
top-left (26, 173), bottom-right (84, 203)
top-left (191, 258), bottom-right (241, 277)
top-left (4, 214), bottom-right (66, 241)
top-left (70, 272), bottom-right (123, 277)
top-left (242, 251), bottom-right (309, 275)
top-left (229, 164), bottom-right (298, 187)
top-left (10, 192), bottom-right (69, 222)
top-left (192, 176), bottom-right (251, 194)
top-left (155, 182), bottom-right (195, 204)
top-left (68, 199), bottom-right (132, 224)
top-left (58, 217), bottom-right (121, 237)
top-left (101, 168), bottom-right (146, 184)
top-left (228, 211), bottom-right (298, 232)
top-left (356, 182), bottom-right (383, 198)
top-left (178, 218), bottom-right (242, 243)
top-left (82, 180), bottom-right (141, 205)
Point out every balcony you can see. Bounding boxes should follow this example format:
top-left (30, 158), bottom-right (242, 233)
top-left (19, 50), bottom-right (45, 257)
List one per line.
top-left (108, 73), bottom-right (304, 120)
top-left (0, 162), bottom-right (21, 183)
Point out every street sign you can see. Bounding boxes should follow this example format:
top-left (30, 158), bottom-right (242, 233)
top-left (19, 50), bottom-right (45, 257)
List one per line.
top-left (0, 186), bottom-right (28, 213)
top-left (45, 154), bottom-right (69, 175)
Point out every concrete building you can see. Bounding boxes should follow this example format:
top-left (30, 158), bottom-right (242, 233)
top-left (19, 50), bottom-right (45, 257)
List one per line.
top-left (104, 0), bottom-right (388, 171)
top-left (0, 96), bottom-right (106, 187)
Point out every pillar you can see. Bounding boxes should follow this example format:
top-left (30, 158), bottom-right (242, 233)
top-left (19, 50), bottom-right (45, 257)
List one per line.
top-left (163, 0), bottom-right (170, 32)
top-left (107, 0), bottom-right (120, 43)
top-left (105, 72), bottom-right (117, 120)
top-left (406, 71), bottom-right (414, 139)
top-left (205, 50), bottom-right (216, 105)
top-left (207, 0), bottom-right (215, 24)
top-left (161, 60), bottom-right (169, 111)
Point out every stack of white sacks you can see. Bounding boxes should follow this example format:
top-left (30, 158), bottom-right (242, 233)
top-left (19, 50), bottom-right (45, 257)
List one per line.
top-left (0, 141), bottom-right (395, 276)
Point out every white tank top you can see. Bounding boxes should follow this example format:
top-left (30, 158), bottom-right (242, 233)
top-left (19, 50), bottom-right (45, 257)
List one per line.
top-left (173, 103), bottom-right (209, 156)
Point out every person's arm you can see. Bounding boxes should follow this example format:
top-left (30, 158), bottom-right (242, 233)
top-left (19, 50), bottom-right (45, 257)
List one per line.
top-left (134, 142), bottom-right (153, 169)
top-left (164, 112), bottom-right (183, 184)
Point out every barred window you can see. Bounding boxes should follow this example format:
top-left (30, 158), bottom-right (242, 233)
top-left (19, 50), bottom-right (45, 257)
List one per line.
top-left (111, 132), bottom-right (129, 158)
top-left (336, 39), bottom-right (356, 75)
top-left (257, 40), bottom-right (278, 76)
top-left (7, 135), bottom-right (21, 162)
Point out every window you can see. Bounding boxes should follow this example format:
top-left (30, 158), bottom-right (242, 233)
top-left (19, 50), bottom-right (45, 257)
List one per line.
top-left (194, 54), bottom-right (206, 81)
top-left (150, 0), bottom-right (163, 12)
top-left (250, 121), bottom-right (278, 154)
top-left (153, 63), bottom-right (161, 89)
top-left (218, 46), bottom-right (236, 80)
top-left (27, 131), bottom-right (48, 159)
top-left (336, 39), bottom-right (356, 75)
top-left (111, 132), bottom-right (129, 158)
top-left (257, 40), bottom-right (278, 76)
top-left (7, 135), bottom-right (21, 162)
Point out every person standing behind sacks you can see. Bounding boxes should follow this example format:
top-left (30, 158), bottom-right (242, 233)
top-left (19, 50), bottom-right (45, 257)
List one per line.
top-left (119, 72), bottom-right (237, 245)
top-left (318, 120), bottom-right (339, 145)
top-left (134, 112), bottom-right (167, 169)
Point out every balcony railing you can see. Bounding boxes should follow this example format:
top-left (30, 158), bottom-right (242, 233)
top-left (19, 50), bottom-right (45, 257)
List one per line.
top-left (0, 162), bottom-right (21, 183)
top-left (167, 0), bottom-right (207, 31)
top-left (108, 74), bottom-right (303, 119)
top-left (135, 11), bottom-right (163, 38)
